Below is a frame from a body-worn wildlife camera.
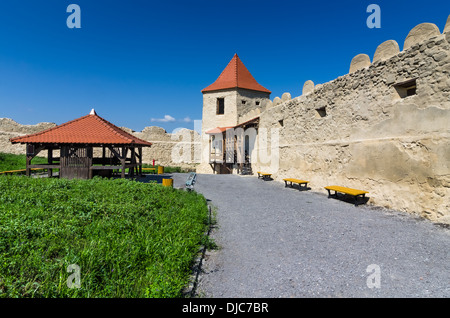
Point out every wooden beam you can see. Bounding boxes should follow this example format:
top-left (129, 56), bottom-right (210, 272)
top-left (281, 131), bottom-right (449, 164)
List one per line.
top-left (107, 146), bottom-right (122, 160)
top-left (135, 148), bottom-right (142, 160)
top-left (121, 146), bottom-right (127, 178)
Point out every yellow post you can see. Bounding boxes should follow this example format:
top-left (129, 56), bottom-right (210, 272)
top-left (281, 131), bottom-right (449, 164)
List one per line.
top-left (158, 166), bottom-right (164, 174)
top-left (162, 178), bottom-right (173, 187)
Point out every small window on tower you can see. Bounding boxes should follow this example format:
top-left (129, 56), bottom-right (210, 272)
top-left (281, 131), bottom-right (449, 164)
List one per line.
top-left (241, 100), bottom-right (246, 105)
top-left (216, 98), bottom-right (225, 115)
top-left (256, 101), bottom-right (260, 106)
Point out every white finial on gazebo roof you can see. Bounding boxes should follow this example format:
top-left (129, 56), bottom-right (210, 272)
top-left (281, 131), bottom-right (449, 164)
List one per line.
top-left (89, 109), bottom-right (97, 115)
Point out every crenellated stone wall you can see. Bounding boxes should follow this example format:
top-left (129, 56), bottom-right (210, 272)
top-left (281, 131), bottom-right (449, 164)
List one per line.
top-left (253, 18), bottom-right (450, 224)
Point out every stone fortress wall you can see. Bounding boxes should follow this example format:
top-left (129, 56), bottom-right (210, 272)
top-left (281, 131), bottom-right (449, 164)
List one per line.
top-left (251, 18), bottom-right (450, 224)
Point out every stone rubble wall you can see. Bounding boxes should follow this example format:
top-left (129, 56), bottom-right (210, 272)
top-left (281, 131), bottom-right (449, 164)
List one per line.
top-left (0, 118), bottom-right (57, 155)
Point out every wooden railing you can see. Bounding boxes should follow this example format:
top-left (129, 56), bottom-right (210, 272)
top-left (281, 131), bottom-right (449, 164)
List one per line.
top-left (209, 152), bottom-right (224, 163)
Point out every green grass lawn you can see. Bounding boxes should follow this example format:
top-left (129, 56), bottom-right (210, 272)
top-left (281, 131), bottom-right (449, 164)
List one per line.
top-left (0, 175), bottom-right (209, 298)
top-left (0, 153), bottom-right (48, 172)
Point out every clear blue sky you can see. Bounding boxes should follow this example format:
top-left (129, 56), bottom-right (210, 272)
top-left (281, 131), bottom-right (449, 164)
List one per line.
top-left (0, 0), bottom-right (448, 133)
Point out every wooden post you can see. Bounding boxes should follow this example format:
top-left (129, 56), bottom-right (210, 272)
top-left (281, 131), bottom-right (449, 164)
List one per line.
top-left (121, 147), bottom-right (127, 178)
top-left (26, 155), bottom-right (31, 177)
top-left (132, 148), bottom-right (137, 177)
top-left (138, 147), bottom-right (142, 176)
top-left (47, 148), bottom-right (53, 178)
top-left (129, 147), bottom-right (135, 178)
top-left (88, 146), bottom-right (93, 179)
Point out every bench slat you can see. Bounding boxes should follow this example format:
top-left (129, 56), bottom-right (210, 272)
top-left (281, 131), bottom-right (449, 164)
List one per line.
top-left (325, 185), bottom-right (368, 196)
top-left (257, 172), bottom-right (272, 181)
top-left (283, 178), bottom-right (309, 184)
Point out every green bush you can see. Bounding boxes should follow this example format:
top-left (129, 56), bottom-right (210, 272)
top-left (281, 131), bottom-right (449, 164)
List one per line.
top-left (0, 176), bottom-right (209, 298)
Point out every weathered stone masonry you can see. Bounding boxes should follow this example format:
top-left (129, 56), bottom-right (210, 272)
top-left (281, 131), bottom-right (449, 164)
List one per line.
top-left (254, 23), bottom-right (450, 224)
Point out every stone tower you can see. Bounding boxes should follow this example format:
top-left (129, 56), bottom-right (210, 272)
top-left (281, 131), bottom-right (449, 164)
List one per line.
top-left (197, 54), bottom-right (271, 174)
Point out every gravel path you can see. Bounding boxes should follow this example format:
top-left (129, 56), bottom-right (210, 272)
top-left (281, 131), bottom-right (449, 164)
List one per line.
top-left (172, 173), bottom-right (450, 298)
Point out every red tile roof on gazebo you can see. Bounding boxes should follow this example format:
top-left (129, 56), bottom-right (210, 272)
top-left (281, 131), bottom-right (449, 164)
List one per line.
top-left (10, 109), bottom-right (152, 146)
top-left (201, 54), bottom-right (271, 94)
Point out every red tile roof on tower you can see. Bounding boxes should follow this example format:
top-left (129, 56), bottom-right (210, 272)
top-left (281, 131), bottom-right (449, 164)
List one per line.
top-left (201, 54), bottom-right (271, 94)
top-left (10, 110), bottom-right (152, 146)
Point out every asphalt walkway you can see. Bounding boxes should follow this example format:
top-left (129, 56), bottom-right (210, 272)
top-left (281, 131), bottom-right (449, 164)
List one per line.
top-left (172, 173), bottom-right (449, 298)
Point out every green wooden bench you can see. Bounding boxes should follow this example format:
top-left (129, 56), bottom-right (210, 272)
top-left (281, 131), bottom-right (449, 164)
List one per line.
top-left (324, 185), bottom-right (369, 206)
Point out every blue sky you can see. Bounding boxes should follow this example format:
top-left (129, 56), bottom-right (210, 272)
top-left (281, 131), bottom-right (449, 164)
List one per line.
top-left (0, 0), bottom-right (448, 133)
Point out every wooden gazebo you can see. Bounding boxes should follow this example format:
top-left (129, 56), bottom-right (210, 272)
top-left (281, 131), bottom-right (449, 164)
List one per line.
top-left (10, 109), bottom-right (152, 179)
